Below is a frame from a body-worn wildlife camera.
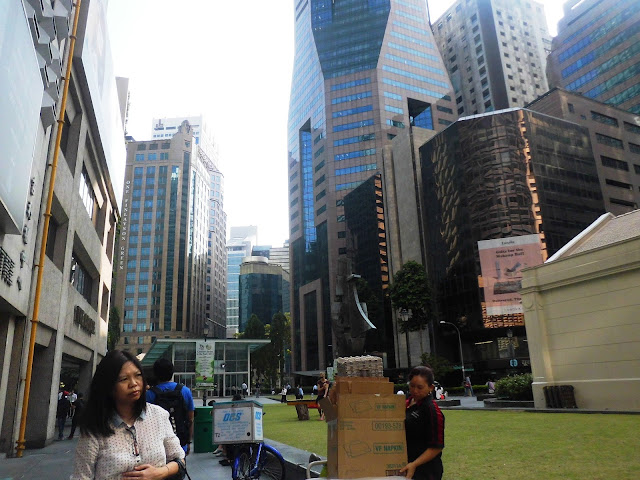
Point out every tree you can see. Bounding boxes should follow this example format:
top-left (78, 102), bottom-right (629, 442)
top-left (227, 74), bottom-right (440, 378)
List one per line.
top-left (242, 314), bottom-right (266, 339)
top-left (420, 353), bottom-right (453, 381)
top-left (107, 306), bottom-right (121, 351)
top-left (388, 260), bottom-right (432, 355)
top-left (269, 312), bottom-right (291, 387)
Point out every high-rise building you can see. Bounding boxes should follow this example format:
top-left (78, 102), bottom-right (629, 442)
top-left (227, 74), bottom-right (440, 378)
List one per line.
top-left (418, 108), bottom-right (605, 377)
top-left (239, 257), bottom-right (289, 332)
top-left (527, 88), bottom-right (640, 214)
top-left (433, 0), bottom-right (551, 116)
top-left (226, 226), bottom-right (257, 337)
top-left (149, 116), bottom-right (227, 338)
top-left (114, 121), bottom-right (211, 354)
top-left (546, 0), bottom-right (640, 114)
top-left (1, 0), bottom-right (125, 452)
top-left (287, 0), bottom-right (456, 372)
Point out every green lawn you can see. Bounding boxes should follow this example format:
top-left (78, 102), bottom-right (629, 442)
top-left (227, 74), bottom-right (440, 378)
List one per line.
top-left (262, 401), bottom-right (639, 480)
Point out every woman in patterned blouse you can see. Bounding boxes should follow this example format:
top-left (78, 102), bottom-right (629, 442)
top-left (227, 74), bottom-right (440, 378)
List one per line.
top-left (71, 350), bottom-right (185, 479)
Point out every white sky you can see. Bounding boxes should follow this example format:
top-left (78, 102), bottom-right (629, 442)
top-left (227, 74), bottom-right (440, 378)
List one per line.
top-left (106, 0), bottom-right (565, 246)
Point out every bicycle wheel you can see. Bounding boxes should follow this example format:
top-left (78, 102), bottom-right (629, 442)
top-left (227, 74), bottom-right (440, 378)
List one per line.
top-left (257, 445), bottom-right (286, 480)
top-left (234, 447), bottom-right (253, 480)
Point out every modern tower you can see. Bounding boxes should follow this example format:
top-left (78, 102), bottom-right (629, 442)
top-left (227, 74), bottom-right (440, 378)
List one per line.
top-left (150, 116), bottom-right (227, 339)
top-left (433, 0), bottom-right (551, 116)
top-left (527, 88), bottom-right (640, 214)
top-left (546, 0), bottom-right (640, 114)
top-left (115, 121), bottom-right (211, 354)
top-left (287, 0), bottom-right (456, 372)
top-left (226, 226), bottom-right (258, 337)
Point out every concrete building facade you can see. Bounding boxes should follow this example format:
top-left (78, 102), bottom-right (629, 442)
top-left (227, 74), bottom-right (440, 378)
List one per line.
top-left (527, 88), bottom-right (640, 215)
top-left (287, 0), bottom-right (456, 373)
top-left (521, 210), bottom-right (640, 411)
top-left (0, 0), bottom-right (125, 453)
top-left (433, 0), bottom-right (551, 116)
top-left (149, 116), bottom-right (227, 340)
top-left (114, 121), bottom-right (210, 355)
top-left (546, 0), bottom-right (640, 114)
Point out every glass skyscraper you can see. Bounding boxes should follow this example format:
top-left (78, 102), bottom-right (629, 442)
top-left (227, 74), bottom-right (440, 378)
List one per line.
top-left (547, 0), bottom-right (640, 114)
top-left (287, 0), bottom-right (456, 372)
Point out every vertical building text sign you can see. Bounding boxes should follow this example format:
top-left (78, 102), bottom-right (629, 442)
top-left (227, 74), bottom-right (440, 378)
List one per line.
top-left (478, 234), bottom-right (544, 316)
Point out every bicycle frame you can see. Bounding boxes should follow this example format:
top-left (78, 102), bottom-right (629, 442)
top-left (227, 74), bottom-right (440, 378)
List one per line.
top-left (232, 442), bottom-right (286, 480)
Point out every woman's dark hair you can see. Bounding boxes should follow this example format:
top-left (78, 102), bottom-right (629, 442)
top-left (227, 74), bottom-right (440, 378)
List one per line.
top-left (80, 350), bottom-right (147, 437)
top-left (408, 365), bottom-right (435, 386)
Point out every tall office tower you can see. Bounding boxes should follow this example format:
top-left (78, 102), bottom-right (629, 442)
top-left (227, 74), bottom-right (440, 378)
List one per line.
top-left (433, 0), bottom-right (551, 116)
top-left (527, 88), bottom-right (640, 214)
top-left (546, 0), bottom-right (640, 114)
top-left (150, 116), bottom-right (227, 338)
top-left (115, 121), bottom-right (211, 355)
top-left (269, 243), bottom-right (290, 274)
top-left (419, 109), bottom-right (605, 378)
top-left (226, 226), bottom-right (258, 337)
top-left (1, 0), bottom-right (125, 452)
top-left (239, 257), bottom-right (289, 332)
top-left (287, 0), bottom-right (456, 372)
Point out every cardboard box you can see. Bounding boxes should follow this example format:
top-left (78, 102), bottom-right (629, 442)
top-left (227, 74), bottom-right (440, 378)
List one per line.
top-left (332, 376), bottom-right (394, 396)
top-left (320, 391), bottom-right (407, 478)
top-left (212, 400), bottom-right (263, 444)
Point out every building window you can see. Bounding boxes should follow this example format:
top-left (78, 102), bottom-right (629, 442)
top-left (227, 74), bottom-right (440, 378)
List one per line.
top-left (70, 253), bottom-right (92, 303)
top-left (79, 167), bottom-right (95, 220)
top-left (601, 156), bottom-right (628, 171)
top-left (568, 103), bottom-right (575, 113)
top-left (629, 143), bottom-right (640, 155)
top-left (605, 179), bottom-right (632, 190)
top-left (595, 133), bottom-right (624, 150)
top-left (591, 111), bottom-right (619, 127)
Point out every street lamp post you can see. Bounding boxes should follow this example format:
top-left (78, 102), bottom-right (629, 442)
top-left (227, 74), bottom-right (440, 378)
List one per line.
top-left (203, 324), bottom-right (210, 342)
top-left (399, 309), bottom-right (411, 368)
top-left (440, 321), bottom-right (465, 384)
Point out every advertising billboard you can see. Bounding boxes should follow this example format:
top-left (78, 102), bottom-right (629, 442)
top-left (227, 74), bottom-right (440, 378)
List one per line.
top-left (478, 234), bottom-right (544, 316)
top-left (0, 2), bottom-right (42, 234)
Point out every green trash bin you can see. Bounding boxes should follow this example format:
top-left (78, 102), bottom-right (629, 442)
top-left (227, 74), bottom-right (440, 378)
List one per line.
top-left (193, 406), bottom-right (215, 453)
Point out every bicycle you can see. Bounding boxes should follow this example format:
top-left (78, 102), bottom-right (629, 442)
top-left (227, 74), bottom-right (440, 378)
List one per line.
top-left (231, 441), bottom-right (286, 480)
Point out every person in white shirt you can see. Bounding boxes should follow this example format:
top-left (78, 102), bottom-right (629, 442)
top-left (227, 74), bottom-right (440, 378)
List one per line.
top-left (70, 350), bottom-right (185, 480)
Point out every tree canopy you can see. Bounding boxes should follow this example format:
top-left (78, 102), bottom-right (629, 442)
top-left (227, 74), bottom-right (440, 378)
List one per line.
top-left (388, 260), bottom-right (431, 334)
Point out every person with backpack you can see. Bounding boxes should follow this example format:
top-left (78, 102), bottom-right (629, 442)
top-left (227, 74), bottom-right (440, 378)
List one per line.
top-left (56, 390), bottom-right (71, 440)
top-left (146, 358), bottom-right (195, 455)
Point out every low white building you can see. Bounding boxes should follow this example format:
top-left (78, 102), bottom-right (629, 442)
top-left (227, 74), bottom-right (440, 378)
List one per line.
top-left (521, 210), bottom-right (640, 411)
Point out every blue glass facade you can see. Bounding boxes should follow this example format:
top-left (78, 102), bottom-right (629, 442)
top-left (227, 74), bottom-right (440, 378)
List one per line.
top-left (548, 0), bottom-right (640, 113)
top-left (287, 0), bottom-right (455, 371)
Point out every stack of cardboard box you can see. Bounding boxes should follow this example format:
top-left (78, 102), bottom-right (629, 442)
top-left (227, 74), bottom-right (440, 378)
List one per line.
top-left (320, 361), bottom-right (407, 478)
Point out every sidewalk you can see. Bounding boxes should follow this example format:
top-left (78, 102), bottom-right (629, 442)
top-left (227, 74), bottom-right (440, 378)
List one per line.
top-left (0, 397), bottom-right (295, 480)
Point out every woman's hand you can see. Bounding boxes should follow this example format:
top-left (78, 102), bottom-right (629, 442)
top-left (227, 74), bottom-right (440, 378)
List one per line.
top-left (121, 463), bottom-right (168, 479)
top-left (399, 461), bottom-right (416, 479)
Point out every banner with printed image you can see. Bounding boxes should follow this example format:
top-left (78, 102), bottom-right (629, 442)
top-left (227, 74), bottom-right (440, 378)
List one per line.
top-left (478, 234), bottom-right (544, 316)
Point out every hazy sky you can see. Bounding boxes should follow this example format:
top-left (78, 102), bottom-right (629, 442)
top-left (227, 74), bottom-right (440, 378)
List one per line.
top-left (106, 0), bottom-right (565, 246)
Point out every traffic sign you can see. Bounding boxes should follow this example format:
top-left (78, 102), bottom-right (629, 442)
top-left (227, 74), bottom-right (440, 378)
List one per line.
top-left (509, 359), bottom-right (518, 367)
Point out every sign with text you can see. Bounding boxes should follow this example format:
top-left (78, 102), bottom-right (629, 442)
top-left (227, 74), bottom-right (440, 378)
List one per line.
top-left (478, 234), bottom-right (543, 316)
top-left (195, 340), bottom-right (215, 386)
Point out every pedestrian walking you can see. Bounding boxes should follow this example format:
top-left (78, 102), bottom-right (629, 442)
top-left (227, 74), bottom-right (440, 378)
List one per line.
top-left (146, 358), bottom-right (195, 456)
top-left (67, 392), bottom-right (84, 439)
top-left (242, 381), bottom-right (248, 397)
top-left (56, 391), bottom-right (70, 440)
top-left (280, 386), bottom-right (288, 403)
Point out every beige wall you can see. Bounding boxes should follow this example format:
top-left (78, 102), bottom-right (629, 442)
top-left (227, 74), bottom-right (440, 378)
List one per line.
top-left (521, 237), bottom-right (640, 411)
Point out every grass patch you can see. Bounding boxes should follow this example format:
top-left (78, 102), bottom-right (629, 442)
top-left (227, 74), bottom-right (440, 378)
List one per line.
top-left (262, 403), bottom-right (640, 479)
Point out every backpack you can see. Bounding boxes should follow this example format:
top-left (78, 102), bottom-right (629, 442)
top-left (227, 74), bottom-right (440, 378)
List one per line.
top-left (152, 384), bottom-right (189, 445)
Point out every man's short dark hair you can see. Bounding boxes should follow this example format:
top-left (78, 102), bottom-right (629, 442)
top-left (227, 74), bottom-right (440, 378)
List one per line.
top-left (153, 357), bottom-right (174, 382)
